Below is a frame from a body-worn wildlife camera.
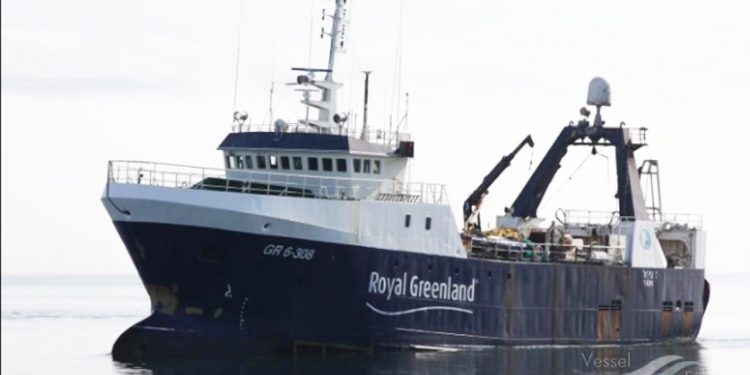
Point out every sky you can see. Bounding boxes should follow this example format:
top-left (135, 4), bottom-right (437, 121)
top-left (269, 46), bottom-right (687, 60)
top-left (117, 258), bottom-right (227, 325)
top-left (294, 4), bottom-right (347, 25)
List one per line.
top-left (2, 0), bottom-right (749, 276)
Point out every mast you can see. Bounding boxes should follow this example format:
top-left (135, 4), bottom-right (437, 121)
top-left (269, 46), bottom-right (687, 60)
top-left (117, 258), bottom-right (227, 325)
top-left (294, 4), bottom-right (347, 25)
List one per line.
top-left (324, 0), bottom-right (346, 83)
top-left (361, 70), bottom-right (372, 140)
top-left (315, 0), bottom-right (348, 125)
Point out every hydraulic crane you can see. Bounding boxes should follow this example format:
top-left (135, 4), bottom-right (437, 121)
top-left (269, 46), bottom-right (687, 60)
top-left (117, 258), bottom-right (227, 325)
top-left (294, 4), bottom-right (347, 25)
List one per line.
top-left (463, 135), bottom-right (534, 238)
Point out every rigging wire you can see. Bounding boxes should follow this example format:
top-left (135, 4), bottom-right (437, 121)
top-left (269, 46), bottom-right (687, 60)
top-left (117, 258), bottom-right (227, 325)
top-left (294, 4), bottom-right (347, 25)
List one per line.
top-left (389, 0), bottom-right (405, 132)
top-left (346, 0), bottom-right (356, 131)
top-left (260, 4), bottom-right (279, 127)
top-left (540, 152), bottom-right (593, 212)
top-left (594, 150), bottom-right (618, 212)
top-left (268, 0), bottom-right (278, 125)
top-left (307, 0), bottom-right (315, 69)
top-left (232, 0), bottom-right (245, 111)
top-left (596, 151), bottom-right (610, 183)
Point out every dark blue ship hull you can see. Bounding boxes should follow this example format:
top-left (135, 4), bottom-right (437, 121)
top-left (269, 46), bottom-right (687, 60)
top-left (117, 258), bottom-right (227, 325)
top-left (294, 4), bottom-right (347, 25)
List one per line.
top-left (111, 221), bottom-right (707, 361)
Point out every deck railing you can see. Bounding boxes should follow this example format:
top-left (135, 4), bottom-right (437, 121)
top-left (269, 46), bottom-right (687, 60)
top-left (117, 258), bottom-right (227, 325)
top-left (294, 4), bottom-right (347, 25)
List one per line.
top-left (231, 123), bottom-right (411, 149)
top-left (107, 160), bottom-right (448, 205)
top-left (472, 238), bottom-right (627, 265)
top-left (558, 209), bottom-right (703, 229)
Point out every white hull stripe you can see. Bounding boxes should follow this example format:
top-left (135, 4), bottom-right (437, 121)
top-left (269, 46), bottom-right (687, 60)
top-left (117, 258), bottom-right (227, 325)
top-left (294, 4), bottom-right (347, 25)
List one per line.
top-left (365, 302), bottom-right (473, 316)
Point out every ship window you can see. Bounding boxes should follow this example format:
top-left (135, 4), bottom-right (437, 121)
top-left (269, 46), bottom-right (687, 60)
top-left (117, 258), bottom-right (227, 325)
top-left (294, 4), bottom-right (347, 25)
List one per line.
top-left (425, 217), bottom-right (432, 230)
top-left (256, 155), bottom-right (267, 169)
top-left (373, 160), bottom-right (381, 174)
top-left (322, 158), bottom-right (333, 172)
top-left (363, 159), bottom-right (371, 173)
top-left (269, 155), bottom-right (279, 169)
top-left (336, 158), bottom-right (347, 172)
top-left (405, 214), bottom-right (411, 228)
top-left (293, 156), bottom-right (303, 170)
top-left (236, 155), bottom-right (244, 169)
top-left (353, 159), bottom-right (362, 173)
top-left (245, 156), bottom-right (253, 169)
top-left (225, 156), bottom-right (231, 169)
top-left (308, 157), bottom-right (319, 171)
top-left (281, 156), bottom-right (290, 170)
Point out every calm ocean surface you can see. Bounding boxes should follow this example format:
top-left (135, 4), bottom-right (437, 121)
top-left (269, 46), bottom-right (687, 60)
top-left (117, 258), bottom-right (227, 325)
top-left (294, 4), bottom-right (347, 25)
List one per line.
top-left (2, 274), bottom-right (749, 374)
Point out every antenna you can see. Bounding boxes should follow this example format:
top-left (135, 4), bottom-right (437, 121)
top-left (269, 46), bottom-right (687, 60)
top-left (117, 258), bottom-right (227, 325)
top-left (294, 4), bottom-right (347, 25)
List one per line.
top-left (232, 0), bottom-right (244, 112)
top-left (267, 82), bottom-right (274, 130)
top-left (292, 0), bottom-right (347, 131)
top-left (361, 71), bottom-right (372, 140)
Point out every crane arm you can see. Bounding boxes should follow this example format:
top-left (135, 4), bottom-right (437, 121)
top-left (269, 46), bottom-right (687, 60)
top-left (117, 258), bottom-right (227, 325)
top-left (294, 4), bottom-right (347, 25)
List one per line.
top-left (462, 135), bottom-right (534, 225)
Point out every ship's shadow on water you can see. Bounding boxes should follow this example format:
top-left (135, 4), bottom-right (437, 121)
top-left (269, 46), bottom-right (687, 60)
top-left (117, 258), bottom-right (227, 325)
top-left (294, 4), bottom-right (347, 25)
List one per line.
top-left (115, 342), bottom-right (705, 375)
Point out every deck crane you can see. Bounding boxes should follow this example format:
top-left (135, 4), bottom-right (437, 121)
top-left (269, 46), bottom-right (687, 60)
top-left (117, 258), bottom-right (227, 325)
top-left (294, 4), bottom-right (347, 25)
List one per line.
top-left (462, 135), bottom-right (534, 240)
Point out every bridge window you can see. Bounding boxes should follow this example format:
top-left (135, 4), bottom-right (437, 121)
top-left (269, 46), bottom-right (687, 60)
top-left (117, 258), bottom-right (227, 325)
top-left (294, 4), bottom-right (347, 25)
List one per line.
top-left (308, 157), bottom-right (319, 171)
top-left (322, 158), bottom-right (333, 172)
top-left (363, 159), bottom-right (371, 173)
top-left (236, 156), bottom-right (244, 169)
top-left (225, 155), bottom-right (231, 169)
top-left (373, 160), bottom-right (381, 174)
top-left (281, 156), bottom-right (290, 170)
top-left (336, 158), bottom-right (347, 172)
top-left (425, 217), bottom-right (432, 230)
top-left (256, 155), bottom-right (267, 169)
top-left (405, 214), bottom-right (411, 228)
top-left (353, 159), bottom-right (362, 173)
top-left (293, 157), bottom-right (303, 170)
top-left (245, 156), bottom-right (253, 169)
top-left (269, 155), bottom-right (279, 169)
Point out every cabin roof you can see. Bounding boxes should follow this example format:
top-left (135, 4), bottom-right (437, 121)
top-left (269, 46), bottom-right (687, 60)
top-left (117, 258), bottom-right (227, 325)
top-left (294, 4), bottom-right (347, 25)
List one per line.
top-left (218, 132), bottom-right (394, 155)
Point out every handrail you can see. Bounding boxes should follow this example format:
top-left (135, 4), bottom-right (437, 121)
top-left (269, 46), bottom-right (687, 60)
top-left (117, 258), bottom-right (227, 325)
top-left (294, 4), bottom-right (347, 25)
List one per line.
top-left (107, 160), bottom-right (448, 205)
top-left (104, 161), bottom-right (131, 215)
top-left (471, 238), bottom-right (627, 264)
top-left (559, 208), bottom-right (703, 229)
top-left (230, 123), bottom-right (411, 149)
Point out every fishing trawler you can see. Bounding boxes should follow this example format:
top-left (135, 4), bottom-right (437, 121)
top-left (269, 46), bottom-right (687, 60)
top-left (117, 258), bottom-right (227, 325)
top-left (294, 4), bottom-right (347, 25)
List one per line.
top-left (102, 0), bottom-right (709, 361)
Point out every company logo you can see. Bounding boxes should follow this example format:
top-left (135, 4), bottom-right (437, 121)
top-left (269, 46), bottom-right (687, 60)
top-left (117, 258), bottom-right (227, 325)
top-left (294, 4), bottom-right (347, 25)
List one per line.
top-left (639, 229), bottom-right (652, 249)
top-left (366, 271), bottom-right (477, 316)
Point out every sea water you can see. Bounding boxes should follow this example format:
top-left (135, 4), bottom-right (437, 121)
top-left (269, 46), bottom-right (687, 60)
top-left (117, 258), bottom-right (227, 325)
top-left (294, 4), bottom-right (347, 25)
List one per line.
top-left (2, 274), bottom-right (749, 374)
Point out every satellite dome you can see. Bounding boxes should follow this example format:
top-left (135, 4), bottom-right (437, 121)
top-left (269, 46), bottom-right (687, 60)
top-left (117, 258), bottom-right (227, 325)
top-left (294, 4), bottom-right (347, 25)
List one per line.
top-left (587, 77), bottom-right (611, 107)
